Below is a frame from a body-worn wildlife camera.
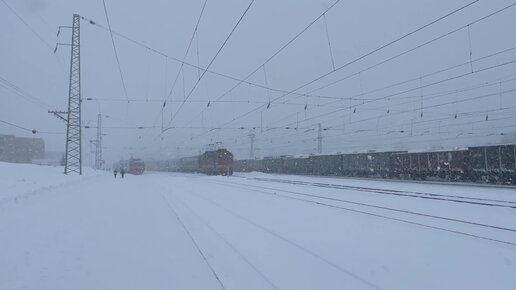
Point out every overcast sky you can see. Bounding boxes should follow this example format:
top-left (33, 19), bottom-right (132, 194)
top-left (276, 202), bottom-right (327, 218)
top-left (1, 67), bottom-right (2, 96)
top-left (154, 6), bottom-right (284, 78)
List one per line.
top-left (2, 0), bottom-right (516, 165)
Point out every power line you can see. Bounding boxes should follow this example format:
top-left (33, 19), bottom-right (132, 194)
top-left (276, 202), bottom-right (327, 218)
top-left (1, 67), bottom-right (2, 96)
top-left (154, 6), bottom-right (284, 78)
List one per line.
top-left (157, 0), bottom-right (209, 126)
top-left (313, 45), bottom-right (516, 107)
top-left (183, 44), bottom-right (516, 144)
top-left (0, 0), bottom-right (53, 50)
top-left (258, 112), bottom-right (516, 153)
top-left (182, 0), bottom-right (344, 130)
top-left (260, 2), bottom-right (516, 131)
top-left (0, 75), bottom-right (53, 109)
top-left (1, 0), bottom-right (69, 76)
top-left (101, 0), bottom-right (130, 102)
top-left (216, 1), bottom-right (483, 128)
top-left (267, 46), bottom-right (516, 129)
top-left (166, 0), bottom-right (256, 127)
top-left (0, 119), bottom-right (34, 132)
top-left (287, 59), bottom-right (516, 128)
top-left (278, 70), bottom-right (516, 132)
top-left (299, 2), bottom-right (516, 100)
top-left (79, 15), bottom-right (342, 105)
top-left (0, 118), bottom-right (63, 135)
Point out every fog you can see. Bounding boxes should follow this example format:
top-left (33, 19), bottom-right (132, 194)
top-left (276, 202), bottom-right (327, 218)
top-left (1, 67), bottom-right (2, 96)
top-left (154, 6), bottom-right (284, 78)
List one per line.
top-left (2, 0), bottom-right (516, 165)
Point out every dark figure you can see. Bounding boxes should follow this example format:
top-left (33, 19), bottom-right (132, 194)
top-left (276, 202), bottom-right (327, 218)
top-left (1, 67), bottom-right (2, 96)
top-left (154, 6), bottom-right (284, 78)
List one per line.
top-left (120, 168), bottom-right (125, 178)
top-left (114, 168), bottom-right (118, 178)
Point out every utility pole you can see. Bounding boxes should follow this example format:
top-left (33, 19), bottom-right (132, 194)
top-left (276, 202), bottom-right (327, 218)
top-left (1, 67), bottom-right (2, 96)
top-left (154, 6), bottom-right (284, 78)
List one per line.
top-left (317, 123), bottom-right (322, 154)
top-left (249, 133), bottom-right (255, 158)
top-left (95, 114), bottom-right (102, 170)
top-left (51, 14), bottom-right (82, 175)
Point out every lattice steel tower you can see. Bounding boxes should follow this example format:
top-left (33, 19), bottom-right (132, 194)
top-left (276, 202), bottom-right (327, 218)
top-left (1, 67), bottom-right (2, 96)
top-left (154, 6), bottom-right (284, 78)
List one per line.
top-left (63, 14), bottom-right (82, 175)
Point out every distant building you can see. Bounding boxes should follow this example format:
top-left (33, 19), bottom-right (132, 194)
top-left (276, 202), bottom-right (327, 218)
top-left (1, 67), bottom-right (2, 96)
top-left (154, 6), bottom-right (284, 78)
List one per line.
top-left (0, 134), bottom-right (45, 164)
top-left (32, 152), bottom-right (64, 166)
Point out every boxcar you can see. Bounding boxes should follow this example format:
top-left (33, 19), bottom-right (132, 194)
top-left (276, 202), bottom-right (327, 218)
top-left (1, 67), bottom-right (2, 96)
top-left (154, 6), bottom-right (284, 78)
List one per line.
top-left (392, 149), bottom-right (466, 180)
top-left (311, 154), bottom-right (342, 176)
top-left (234, 159), bottom-right (263, 172)
top-left (467, 144), bottom-right (516, 183)
top-left (283, 156), bottom-right (312, 175)
top-left (178, 156), bottom-right (199, 173)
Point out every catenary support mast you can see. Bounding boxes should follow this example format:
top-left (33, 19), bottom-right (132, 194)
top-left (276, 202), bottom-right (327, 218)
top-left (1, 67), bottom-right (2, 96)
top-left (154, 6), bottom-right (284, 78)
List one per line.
top-left (95, 114), bottom-right (102, 170)
top-left (64, 14), bottom-right (82, 174)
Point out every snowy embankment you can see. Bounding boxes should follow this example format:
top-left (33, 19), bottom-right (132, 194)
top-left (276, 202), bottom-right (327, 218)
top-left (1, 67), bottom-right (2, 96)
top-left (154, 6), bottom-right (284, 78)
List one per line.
top-left (1, 164), bottom-right (515, 290)
top-left (0, 162), bottom-right (97, 204)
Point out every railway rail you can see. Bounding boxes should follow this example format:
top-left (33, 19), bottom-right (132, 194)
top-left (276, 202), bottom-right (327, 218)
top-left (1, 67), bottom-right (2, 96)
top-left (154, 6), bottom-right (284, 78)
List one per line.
top-left (236, 176), bottom-right (516, 209)
top-left (201, 177), bottom-right (516, 247)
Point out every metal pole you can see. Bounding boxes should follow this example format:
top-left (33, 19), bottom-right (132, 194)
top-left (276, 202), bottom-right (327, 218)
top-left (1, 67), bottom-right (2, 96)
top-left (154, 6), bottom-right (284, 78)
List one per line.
top-left (249, 133), bottom-right (255, 158)
top-left (317, 123), bottom-right (322, 154)
top-left (95, 114), bottom-right (102, 169)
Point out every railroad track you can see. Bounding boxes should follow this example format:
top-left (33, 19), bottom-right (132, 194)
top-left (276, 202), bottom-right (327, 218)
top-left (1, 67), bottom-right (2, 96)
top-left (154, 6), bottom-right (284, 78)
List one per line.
top-left (204, 178), bottom-right (516, 247)
top-left (236, 176), bottom-right (516, 209)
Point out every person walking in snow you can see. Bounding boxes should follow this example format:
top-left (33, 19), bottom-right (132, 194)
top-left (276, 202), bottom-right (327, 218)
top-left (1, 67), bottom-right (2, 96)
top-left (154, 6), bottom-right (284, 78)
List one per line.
top-left (114, 168), bottom-right (118, 178)
top-left (120, 168), bottom-right (125, 178)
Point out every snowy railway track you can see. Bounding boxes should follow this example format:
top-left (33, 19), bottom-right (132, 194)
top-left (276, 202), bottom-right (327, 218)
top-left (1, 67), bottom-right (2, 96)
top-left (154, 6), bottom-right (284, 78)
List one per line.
top-left (159, 188), bottom-right (280, 290)
top-left (238, 176), bottom-right (516, 209)
top-left (167, 182), bottom-right (383, 290)
top-left (204, 178), bottom-right (516, 247)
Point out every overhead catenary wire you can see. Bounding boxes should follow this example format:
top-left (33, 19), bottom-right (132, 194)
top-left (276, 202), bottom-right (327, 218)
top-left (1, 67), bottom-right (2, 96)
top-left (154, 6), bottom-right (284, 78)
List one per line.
top-left (0, 119), bottom-right (34, 132)
top-left (156, 0), bottom-right (209, 127)
top-left (0, 0), bottom-right (53, 50)
top-left (0, 76), bottom-right (53, 109)
top-left (196, 103), bottom-right (516, 156)
top-left (261, 108), bottom-right (516, 151)
top-left (180, 0), bottom-right (344, 131)
top-left (270, 67), bottom-right (516, 132)
top-left (0, 119), bottom-right (63, 135)
top-left (80, 15), bottom-right (359, 104)
top-left (323, 12), bottom-right (336, 71)
top-left (101, 0), bottom-right (130, 103)
top-left (187, 72), bottom-right (516, 152)
top-left (255, 114), bottom-right (516, 153)
top-left (181, 38), bottom-right (516, 145)
top-left (73, 2), bottom-right (516, 157)
top-left (297, 3), bottom-right (516, 102)
top-left (277, 71), bottom-right (516, 132)
top-left (281, 59), bottom-right (516, 129)
top-left (0, 0), bottom-right (68, 76)
top-left (311, 45), bottom-right (516, 108)
top-left (216, 0), bottom-right (482, 129)
top-left (257, 2), bottom-right (516, 132)
top-left (165, 0), bottom-right (257, 128)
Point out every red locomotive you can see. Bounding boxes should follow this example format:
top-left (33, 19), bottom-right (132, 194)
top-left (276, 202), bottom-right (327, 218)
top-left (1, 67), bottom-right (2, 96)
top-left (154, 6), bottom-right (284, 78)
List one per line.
top-left (117, 158), bottom-right (145, 175)
top-left (128, 158), bottom-right (145, 175)
top-left (175, 148), bottom-right (234, 175)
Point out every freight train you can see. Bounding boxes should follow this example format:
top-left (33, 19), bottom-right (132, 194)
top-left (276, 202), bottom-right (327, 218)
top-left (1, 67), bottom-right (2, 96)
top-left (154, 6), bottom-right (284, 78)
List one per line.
top-left (234, 144), bottom-right (516, 184)
top-left (150, 148), bottom-right (234, 176)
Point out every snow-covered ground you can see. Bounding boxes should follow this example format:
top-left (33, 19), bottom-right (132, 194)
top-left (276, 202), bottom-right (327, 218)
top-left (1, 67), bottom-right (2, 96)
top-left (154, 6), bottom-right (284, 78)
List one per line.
top-left (1, 162), bottom-right (515, 290)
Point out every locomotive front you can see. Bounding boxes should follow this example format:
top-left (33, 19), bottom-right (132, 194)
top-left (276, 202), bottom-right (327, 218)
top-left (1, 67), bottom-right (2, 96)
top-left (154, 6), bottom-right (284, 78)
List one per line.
top-left (216, 149), bottom-right (233, 175)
